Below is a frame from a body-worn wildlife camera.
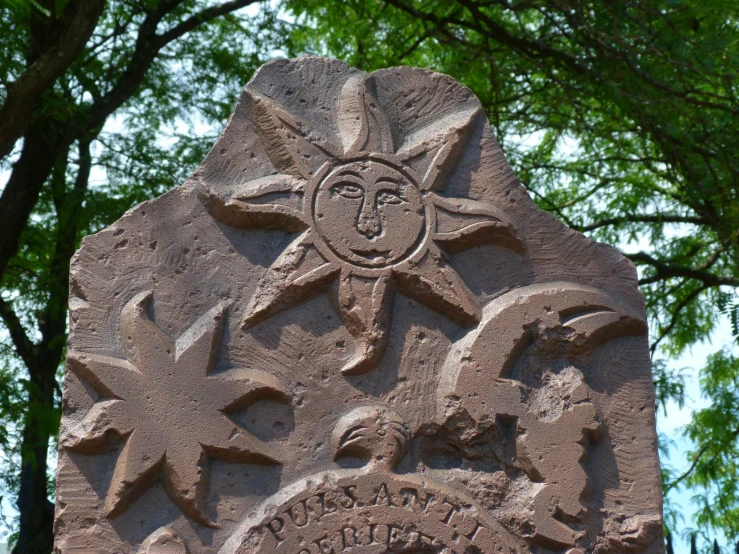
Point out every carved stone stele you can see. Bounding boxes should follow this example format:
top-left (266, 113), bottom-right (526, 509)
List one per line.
top-left (55, 57), bottom-right (664, 554)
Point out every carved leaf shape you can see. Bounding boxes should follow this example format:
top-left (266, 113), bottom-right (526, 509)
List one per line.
top-left (331, 271), bottom-right (395, 375)
top-left (197, 175), bottom-right (308, 232)
top-left (393, 244), bottom-right (481, 328)
top-left (242, 232), bottom-right (339, 328)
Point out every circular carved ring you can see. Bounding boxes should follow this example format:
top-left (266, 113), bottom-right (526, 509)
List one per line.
top-left (219, 471), bottom-right (525, 554)
top-left (308, 156), bottom-right (431, 272)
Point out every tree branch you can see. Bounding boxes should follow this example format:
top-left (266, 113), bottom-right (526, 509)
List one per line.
top-left (385, 0), bottom-right (591, 77)
top-left (666, 425), bottom-right (739, 492)
top-left (650, 283), bottom-right (709, 355)
top-left (0, 0), bottom-right (104, 159)
top-left (158, 0), bottom-right (260, 45)
top-left (396, 29), bottom-right (432, 61)
top-left (0, 127), bottom-right (66, 288)
top-left (577, 214), bottom-right (708, 232)
top-left (0, 297), bottom-right (38, 378)
top-left (63, 0), bottom-right (259, 145)
top-left (629, 252), bottom-right (739, 287)
top-left (41, 138), bottom-right (94, 357)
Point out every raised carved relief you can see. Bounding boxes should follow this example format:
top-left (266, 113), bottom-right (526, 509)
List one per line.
top-left (56, 58), bottom-right (664, 554)
top-left (333, 406), bottom-right (412, 471)
top-left (221, 407), bottom-right (528, 554)
top-left (438, 282), bottom-right (648, 548)
top-left (139, 526), bottom-right (189, 554)
top-left (63, 291), bottom-right (290, 526)
top-left (198, 74), bottom-right (524, 375)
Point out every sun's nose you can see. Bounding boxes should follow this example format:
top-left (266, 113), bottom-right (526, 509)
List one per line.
top-left (357, 219), bottom-right (381, 239)
top-left (356, 199), bottom-right (382, 239)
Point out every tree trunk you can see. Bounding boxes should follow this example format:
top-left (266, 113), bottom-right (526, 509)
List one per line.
top-left (11, 139), bottom-right (92, 554)
top-left (13, 415), bottom-right (55, 554)
top-left (2, 127), bottom-right (63, 554)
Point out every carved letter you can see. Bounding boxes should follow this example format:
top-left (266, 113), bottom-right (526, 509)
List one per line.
top-left (266, 516), bottom-right (286, 543)
top-left (340, 485), bottom-right (357, 509)
top-left (314, 535), bottom-right (335, 554)
top-left (440, 499), bottom-right (458, 525)
top-left (373, 483), bottom-right (395, 506)
top-left (387, 525), bottom-right (406, 547)
top-left (317, 492), bottom-right (337, 518)
top-left (341, 527), bottom-right (358, 549)
top-left (287, 499), bottom-right (310, 527)
top-left (370, 523), bottom-right (388, 545)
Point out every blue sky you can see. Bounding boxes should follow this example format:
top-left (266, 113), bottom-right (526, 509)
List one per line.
top-left (658, 314), bottom-right (736, 553)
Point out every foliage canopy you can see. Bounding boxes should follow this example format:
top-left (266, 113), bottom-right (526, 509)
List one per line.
top-left (0, 0), bottom-right (737, 552)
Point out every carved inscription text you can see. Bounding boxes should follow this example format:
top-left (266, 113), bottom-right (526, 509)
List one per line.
top-left (232, 473), bottom-right (519, 554)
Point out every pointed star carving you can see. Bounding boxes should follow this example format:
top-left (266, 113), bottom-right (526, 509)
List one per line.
top-left (198, 73), bottom-right (526, 375)
top-left (63, 291), bottom-right (289, 527)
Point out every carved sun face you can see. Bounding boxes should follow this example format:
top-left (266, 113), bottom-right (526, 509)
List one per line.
top-left (311, 158), bottom-right (426, 269)
top-left (198, 73), bottom-right (525, 375)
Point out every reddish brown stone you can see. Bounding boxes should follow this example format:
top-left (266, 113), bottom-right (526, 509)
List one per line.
top-left (55, 57), bottom-right (663, 553)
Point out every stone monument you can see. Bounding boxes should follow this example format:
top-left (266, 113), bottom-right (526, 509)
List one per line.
top-left (55, 57), bottom-right (664, 553)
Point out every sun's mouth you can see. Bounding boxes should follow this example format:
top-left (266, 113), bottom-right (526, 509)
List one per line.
top-left (350, 248), bottom-right (393, 262)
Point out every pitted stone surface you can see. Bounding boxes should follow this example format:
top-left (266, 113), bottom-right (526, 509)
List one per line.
top-left (55, 57), bottom-right (663, 554)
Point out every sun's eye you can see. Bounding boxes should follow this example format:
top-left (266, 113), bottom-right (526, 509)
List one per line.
top-left (331, 183), bottom-right (364, 199)
top-left (377, 190), bottom-right (405, 205)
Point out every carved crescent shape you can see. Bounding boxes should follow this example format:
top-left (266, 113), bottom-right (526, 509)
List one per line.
top-left (437, 281), bottom-right (647, 419)
top-left (436, 282), bottom-right (647, 548)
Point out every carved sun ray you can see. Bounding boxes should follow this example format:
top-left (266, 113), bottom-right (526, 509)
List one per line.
top-left (199, 74), bottom-right (526, 375)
